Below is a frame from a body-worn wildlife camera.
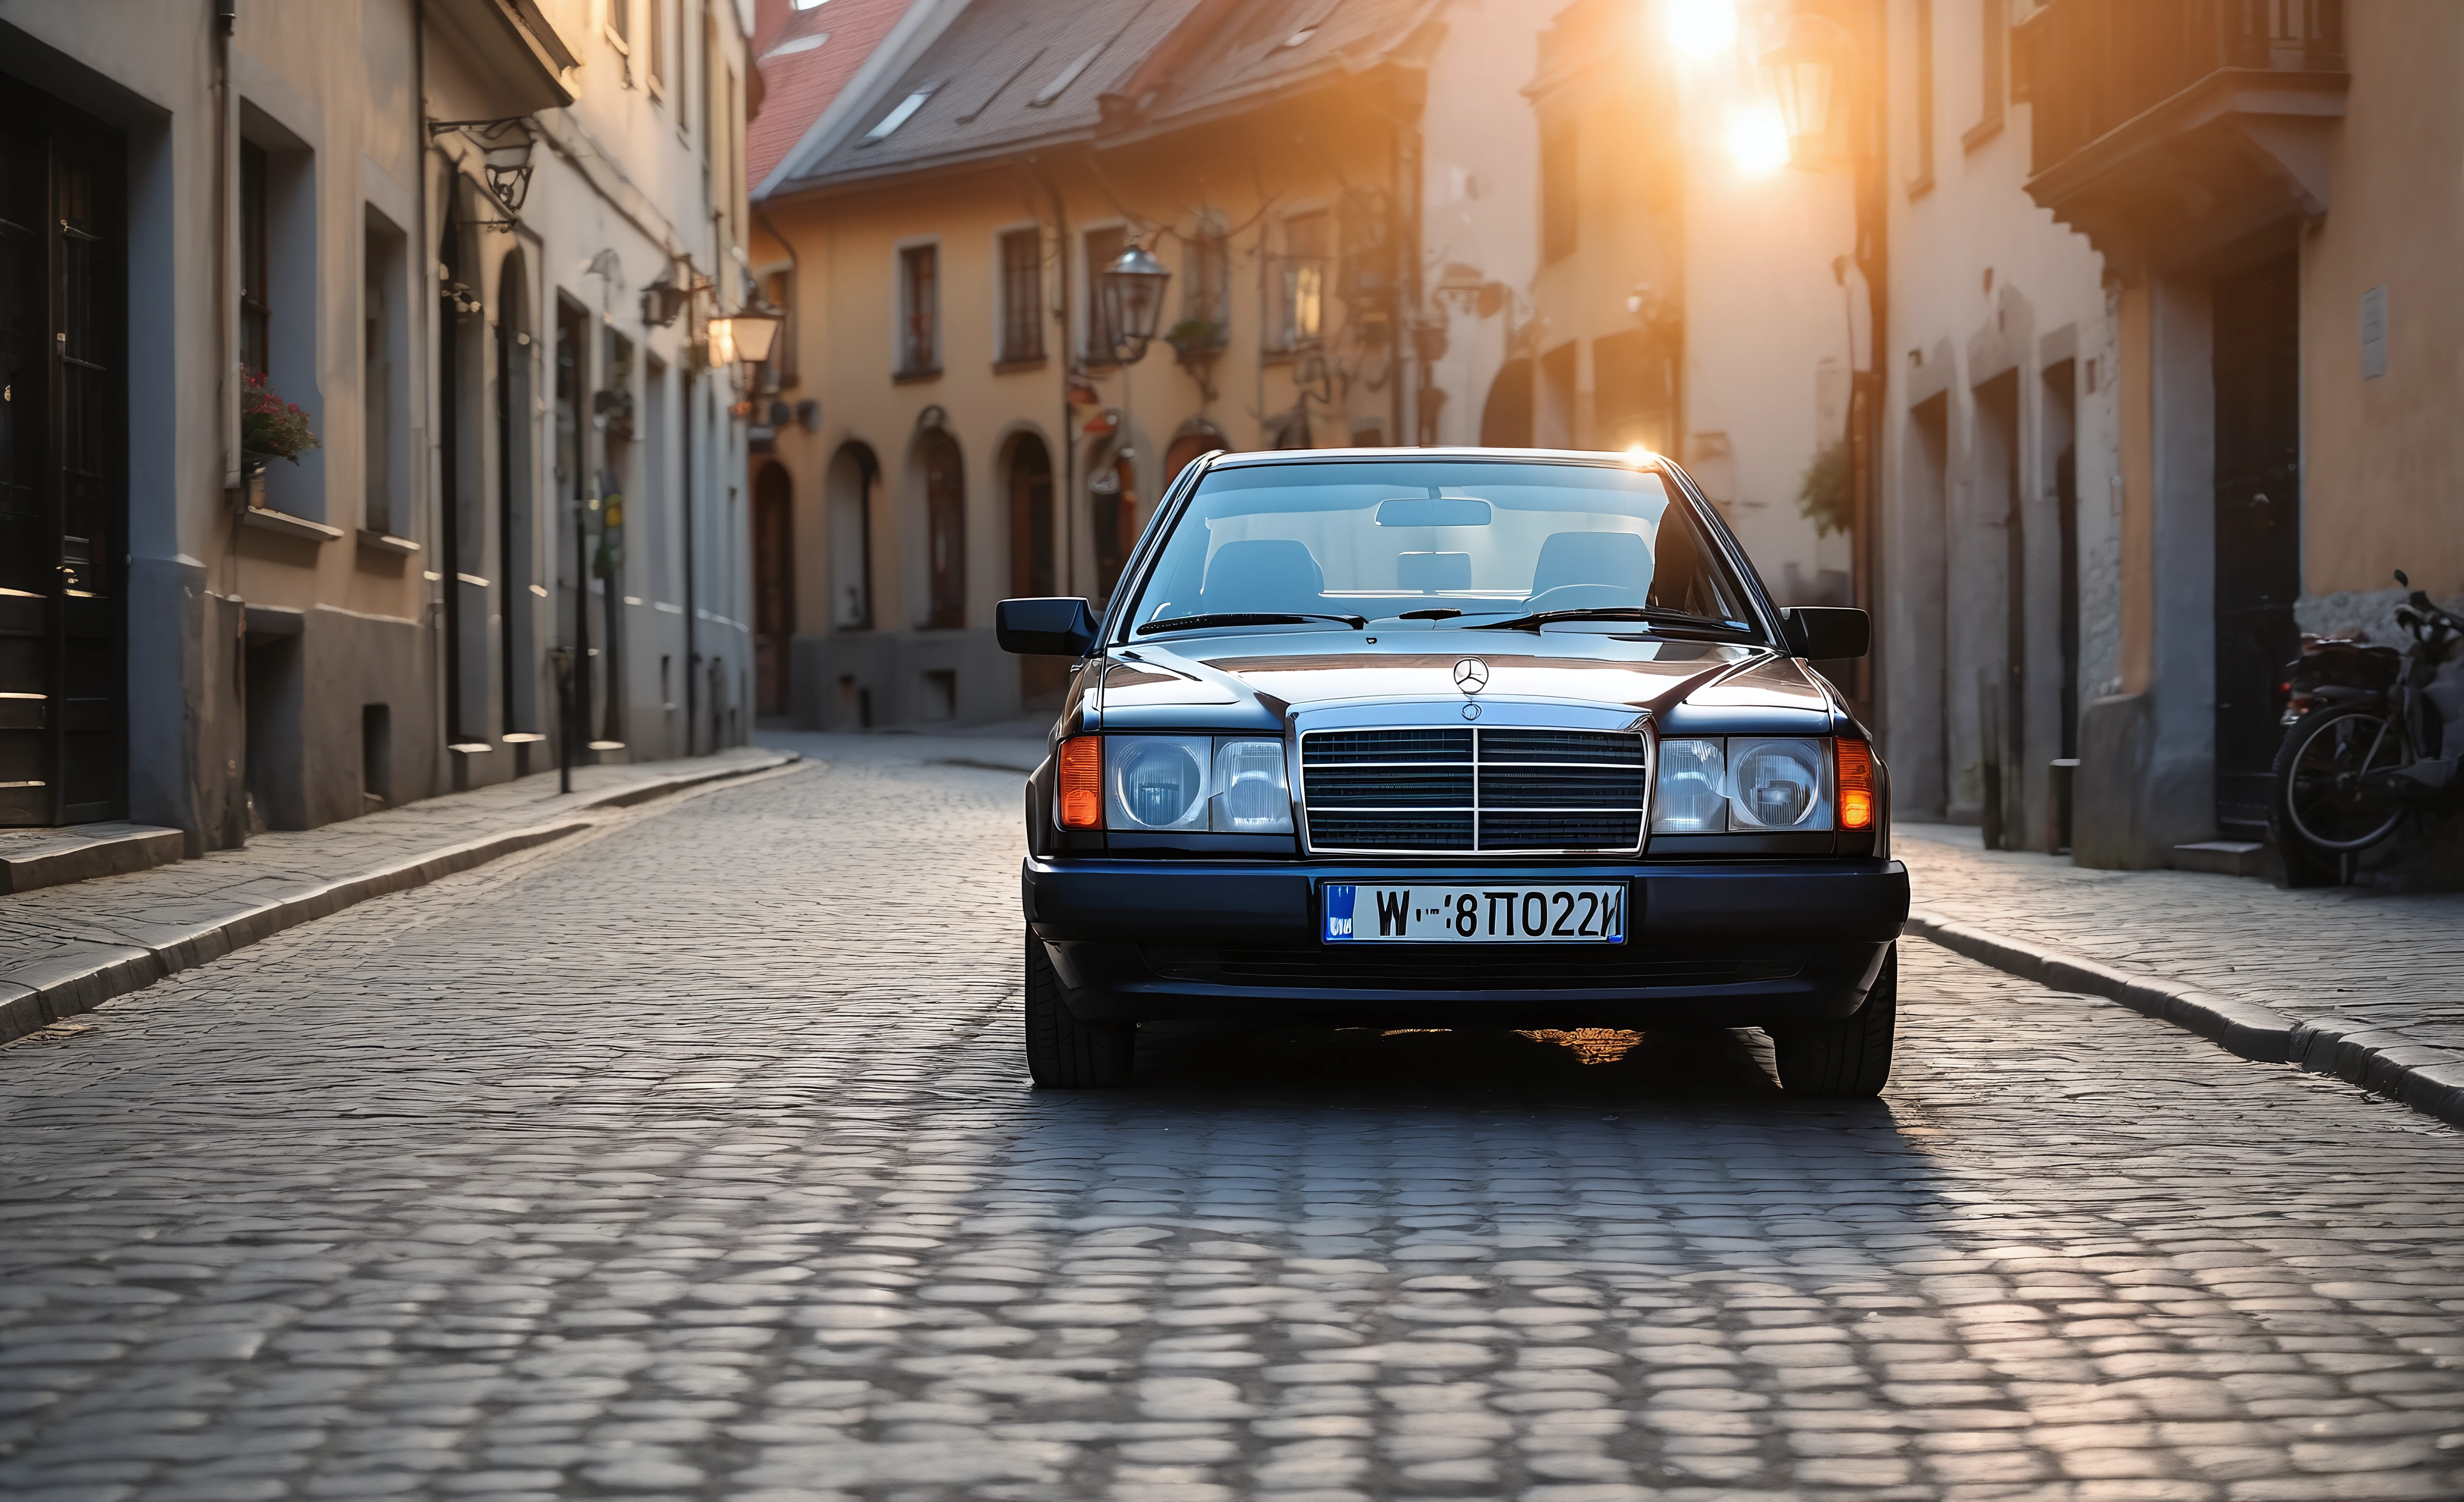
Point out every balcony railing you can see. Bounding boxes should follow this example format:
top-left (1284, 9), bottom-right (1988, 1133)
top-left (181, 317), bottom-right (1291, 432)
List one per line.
top-left (2019, 0), bottom-right (2344, 175)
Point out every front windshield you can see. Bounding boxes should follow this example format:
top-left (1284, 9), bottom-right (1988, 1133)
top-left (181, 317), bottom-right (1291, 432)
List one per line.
top-left (1122, 459), bottom-right (1761, 638)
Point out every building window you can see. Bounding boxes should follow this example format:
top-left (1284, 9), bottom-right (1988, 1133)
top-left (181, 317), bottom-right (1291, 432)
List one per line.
top-left (1270, 211), bottom-right (1327, 352)
top-left (1911, 0), bottom-right (1936, 190)
top-left (364, 209), bottom-right (408, 535)
top-left (1181, 216), bottom-right (1230, 351)
top-left (648, 0), bottom-right (667, 91)
top-left (1540, 120), bottom-right (1577, 263)
top-left (998, 228), bottom-right (1044, 363)
top-left (606, 0), bottom-right (630, 49)
top-left (240, 141), bottom-right (269, 374)
top-left (1084, 225), bottom-right (1127, 361)
top-left (898, 243), bottom-right (939, 376)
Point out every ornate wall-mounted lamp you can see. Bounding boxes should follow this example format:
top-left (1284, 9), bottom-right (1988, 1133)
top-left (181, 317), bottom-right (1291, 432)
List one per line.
top-left (428, 116), bottom-right (539, 217)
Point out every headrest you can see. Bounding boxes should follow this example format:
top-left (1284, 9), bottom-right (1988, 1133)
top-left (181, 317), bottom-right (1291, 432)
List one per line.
top-left (1530, 530), bottom-right (1651, 596)
top-left (1199, 539), bottom-right (1326, 614)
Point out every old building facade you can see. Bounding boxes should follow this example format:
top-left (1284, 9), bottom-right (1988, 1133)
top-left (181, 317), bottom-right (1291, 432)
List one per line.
top-left (0, 0), bottom-right (756, 851)
top-left (747, 0), bottom-right (1864, 733)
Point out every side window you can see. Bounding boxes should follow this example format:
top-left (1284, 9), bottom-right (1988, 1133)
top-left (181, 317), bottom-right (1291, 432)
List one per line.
top-left (1179, 215), bottom-right (1229, 353)
top-left (898, 243), bottom-right (939, 376)
top-left (998, 228), bottom-right (1044, 363)
top-left (1271, 210), bottom-right (1328, 352)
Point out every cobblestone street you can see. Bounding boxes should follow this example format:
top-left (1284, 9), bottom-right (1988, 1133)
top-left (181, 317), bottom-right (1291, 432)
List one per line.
top-left (2, 742), bottom-right (2461, 1502)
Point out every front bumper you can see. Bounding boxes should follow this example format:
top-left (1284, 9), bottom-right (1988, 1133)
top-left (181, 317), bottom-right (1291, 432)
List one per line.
top-left (1023, 856), bottom-right (1909, 1029)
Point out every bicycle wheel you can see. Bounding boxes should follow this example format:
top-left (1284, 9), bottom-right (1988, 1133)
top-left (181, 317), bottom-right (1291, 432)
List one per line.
top-left (2272, 706), bottom-right (2409, 858)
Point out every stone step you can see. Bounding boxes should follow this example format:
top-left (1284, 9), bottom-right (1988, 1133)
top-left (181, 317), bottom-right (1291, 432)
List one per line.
top-left (0, 822), bottom-right (186, 895)
top-left (2170, 839), bottom-right (2267, 877)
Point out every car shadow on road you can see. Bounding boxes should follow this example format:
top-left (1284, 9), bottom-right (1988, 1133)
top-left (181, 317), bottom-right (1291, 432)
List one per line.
top-left (1122, 1021), bottom-right (1902, 1124)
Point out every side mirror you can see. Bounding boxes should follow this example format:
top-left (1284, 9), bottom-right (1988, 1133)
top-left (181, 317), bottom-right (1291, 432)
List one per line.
top-left (996, 597), bottom-right (1100, 657)
top-left (1780, 605), bottom-right (1870, 660)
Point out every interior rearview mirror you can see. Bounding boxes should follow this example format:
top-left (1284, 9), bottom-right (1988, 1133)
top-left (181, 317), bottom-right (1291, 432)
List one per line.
top-left (996, 597), bottom-right (1100, 657)
top-left (1779, 605), bottom-right (1870, 660)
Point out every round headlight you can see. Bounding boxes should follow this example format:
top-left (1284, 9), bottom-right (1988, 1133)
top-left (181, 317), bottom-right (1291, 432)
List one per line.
top-left (1114, 740), bottom-right (1206, 829)
top-left (1731, 740), bottom-right (1822, 828)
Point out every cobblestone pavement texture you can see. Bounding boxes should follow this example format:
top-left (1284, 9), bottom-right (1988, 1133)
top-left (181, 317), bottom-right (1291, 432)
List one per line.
top-left (1895, 826), bottom-right (2464, 1069)
top-left (0, 747), bottom-right (786, 994)
top-left (1, 739), bottom-right (2461, 1502)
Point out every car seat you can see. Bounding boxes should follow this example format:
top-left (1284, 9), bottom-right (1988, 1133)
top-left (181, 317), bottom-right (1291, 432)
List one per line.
top-left (1199, 538), bottom-right (1326, 615)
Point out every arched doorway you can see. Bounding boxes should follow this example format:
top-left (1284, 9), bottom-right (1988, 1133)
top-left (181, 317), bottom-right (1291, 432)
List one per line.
top-left (1480, 356), bottom-right (1534, 447)
top-left (1089, 444), bottom-right (1137, 604)
top-left (826, 443), bottom-right (876, 629)
top-left (921, 428), bottom-right (965, 629)
top-left (1163, 428), bottom-right (1227, 487)
top-left (1006, 433), bottom-right (1054, 598)
top-left (752, 462), bottom-right (794, 716)
top-left (1006, 433), bottom-right (1062, 707)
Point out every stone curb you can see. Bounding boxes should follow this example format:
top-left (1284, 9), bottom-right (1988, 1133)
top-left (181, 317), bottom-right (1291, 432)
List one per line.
top-left (1906, 908), bottom-right (2464, 1130)
top-left (0, 752), bottom-right (800, 1048)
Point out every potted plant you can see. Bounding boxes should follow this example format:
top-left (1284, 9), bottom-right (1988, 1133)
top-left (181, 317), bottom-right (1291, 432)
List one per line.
top-left (239, 371), bottom-right (319, 508)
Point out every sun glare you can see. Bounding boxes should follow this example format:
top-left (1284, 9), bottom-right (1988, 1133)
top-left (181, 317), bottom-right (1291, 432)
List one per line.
top-left (1667, 0), bottom-right (1737, 58)
top-left (1727, 104), bottom-right (1791, 173)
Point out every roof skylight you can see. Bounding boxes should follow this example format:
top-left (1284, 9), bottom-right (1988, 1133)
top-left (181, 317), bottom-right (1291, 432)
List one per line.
top-left (862, 83), bottom-right (939, 144)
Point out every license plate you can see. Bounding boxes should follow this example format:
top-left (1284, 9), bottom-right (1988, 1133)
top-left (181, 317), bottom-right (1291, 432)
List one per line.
top-left (1322, 883), bottom-right (1627, 944)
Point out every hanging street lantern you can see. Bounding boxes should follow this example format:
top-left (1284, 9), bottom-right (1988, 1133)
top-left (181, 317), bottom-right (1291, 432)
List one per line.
top-left (1760, 14), bottom-right (1856, 173)
top-left (708, 304), bottom-right (782, 369)
top-left (1099, 242), bottom-right (1172, 363)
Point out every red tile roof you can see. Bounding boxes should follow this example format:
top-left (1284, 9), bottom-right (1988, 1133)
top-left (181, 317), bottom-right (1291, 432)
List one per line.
top-left (748, 0), bottom-right (917, 190)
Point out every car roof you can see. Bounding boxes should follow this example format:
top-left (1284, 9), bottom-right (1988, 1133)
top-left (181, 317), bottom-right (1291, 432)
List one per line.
top-left (1200, 446), bottom-right (1675, 472)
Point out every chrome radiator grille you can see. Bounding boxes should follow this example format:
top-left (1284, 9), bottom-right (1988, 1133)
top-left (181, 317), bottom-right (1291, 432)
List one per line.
top-left (1299, 726), bottom-right (1647, 854)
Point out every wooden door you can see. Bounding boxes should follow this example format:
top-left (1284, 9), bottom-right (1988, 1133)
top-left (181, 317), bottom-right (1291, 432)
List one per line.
top-left (752, 462), bottom-right (794, 714)
top-left (0, 80), bottom-right (125, 826)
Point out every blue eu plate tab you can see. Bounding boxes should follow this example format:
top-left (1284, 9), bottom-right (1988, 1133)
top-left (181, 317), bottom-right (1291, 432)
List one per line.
top-left (1323, 883), bottom-right (1357, 942)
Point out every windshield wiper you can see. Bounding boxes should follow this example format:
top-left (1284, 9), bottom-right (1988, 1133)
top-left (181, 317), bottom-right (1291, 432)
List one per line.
top-left (1394, 607), bottom-right (1463, 620)
top-left (1463, 606), bottom-right (1753, 635)
top-left (1136, 611), bottom-right (1368, 636)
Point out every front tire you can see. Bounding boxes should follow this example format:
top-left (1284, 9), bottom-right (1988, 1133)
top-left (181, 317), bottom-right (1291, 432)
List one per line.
top-left (1024, 930), bottom-right (1134, 1088)
top-left (1771, 945), bottom-right (1896, 1098)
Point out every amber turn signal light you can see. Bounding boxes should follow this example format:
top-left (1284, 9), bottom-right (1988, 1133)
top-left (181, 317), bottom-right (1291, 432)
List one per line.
top-left (1058, 735), bottom-right (1103, 829)
top-left (1835, 737), bottom-right (1875, 830)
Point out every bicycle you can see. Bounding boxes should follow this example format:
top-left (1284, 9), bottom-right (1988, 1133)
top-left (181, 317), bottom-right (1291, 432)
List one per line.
top-left (2269, 570), bottom-right (2464, 884)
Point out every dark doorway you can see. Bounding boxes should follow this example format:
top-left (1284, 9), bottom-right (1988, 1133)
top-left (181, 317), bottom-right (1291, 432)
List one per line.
top-left (923, 428), bottom-right (965, 628)
top-left (438, 206), bottom-right (488, 747)
top-left (496, 251), bottom-right (535, 735)
top-left (752, 462), bottom-right (794, 715)
top-left (1480, 358), bottom-right (1533, 447)
top-left (1007, 435), bottom-right (1063, 706)
top-left (1974, 370), bottom-right (2022, 849)
top-left (2212, 253), bottom-right (2302, 838)
top-left (2042, 359), bottom-right (2079, 759)
top-left (553, 298), bottom-right (593, 758)
top-left (0, 80), bottom-right (126, 826)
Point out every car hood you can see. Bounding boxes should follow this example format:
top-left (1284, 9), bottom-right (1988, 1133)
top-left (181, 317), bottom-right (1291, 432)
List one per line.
top-left (1071, 625), bottom-right (1849, 739)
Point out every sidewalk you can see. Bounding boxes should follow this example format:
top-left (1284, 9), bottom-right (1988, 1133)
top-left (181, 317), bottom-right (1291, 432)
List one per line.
top-left (1897, 824), bottom-right (2464, 1128)
top-left (0, 746), bottom-right (798, 1046)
